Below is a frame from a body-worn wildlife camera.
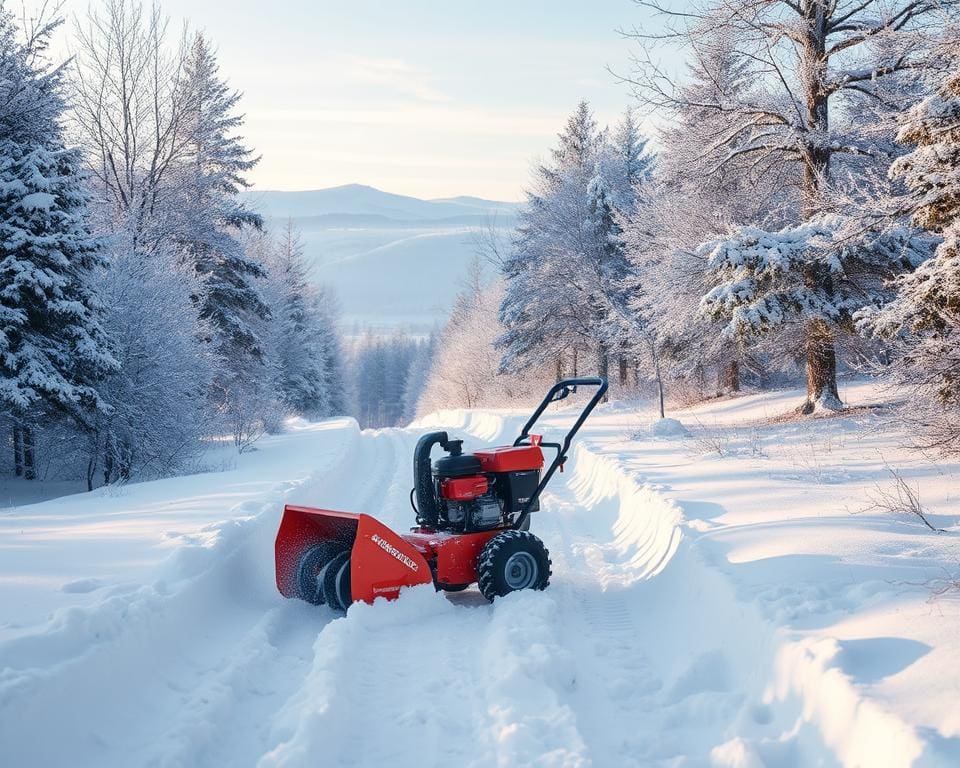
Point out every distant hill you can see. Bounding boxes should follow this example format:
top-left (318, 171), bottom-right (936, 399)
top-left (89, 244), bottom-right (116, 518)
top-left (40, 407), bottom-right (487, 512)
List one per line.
top-left (240, 184), bottom-right (520, 331)
top-left (242, 184), bottom-right (520, 224)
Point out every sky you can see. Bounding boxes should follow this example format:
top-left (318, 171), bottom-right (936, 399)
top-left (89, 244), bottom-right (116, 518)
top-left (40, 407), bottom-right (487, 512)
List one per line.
top-left (27, 0), bottom-right (662, 200)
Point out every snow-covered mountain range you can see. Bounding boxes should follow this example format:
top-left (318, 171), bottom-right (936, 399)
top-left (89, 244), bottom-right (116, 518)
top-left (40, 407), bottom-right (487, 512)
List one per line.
top-left (242, 185), bottom-right (520, 331)
top-left (243, 184), bottom-right (520, 224)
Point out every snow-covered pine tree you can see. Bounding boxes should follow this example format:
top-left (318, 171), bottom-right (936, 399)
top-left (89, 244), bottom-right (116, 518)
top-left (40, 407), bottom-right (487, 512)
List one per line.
top-left (601, 108), bottom-right (654, 214)
top-left (260, 220), bottom-right (344, 419)
top-left (310, 285), bottom-right (347, 417)
top-left (860, 36), bottom-right (960, 449)
top-left (499, 101), bottom-right (639, 384)
top-left (627, 0), bottom-right (951, 413)
top-left (597, 109), bottom-right (654, 385)
top-left (499, 101), bottom-right (601, 378)
top-left (0, 9), bottom-right (116, 479)
top-left (401, 333), bottom-right (436, 422)
top-left (175, 33), bottom-right (268, 364)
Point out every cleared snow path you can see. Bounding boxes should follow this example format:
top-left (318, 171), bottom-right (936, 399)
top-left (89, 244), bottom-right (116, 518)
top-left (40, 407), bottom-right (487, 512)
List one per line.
top-left (2, 396), bottom-right (958, 767)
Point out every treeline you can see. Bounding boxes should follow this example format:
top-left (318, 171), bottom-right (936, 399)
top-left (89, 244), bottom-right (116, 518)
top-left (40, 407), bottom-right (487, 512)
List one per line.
top-left (421, 0), bottom-right (960, 451)
top-left (0, 2), bottom-right (344, 488)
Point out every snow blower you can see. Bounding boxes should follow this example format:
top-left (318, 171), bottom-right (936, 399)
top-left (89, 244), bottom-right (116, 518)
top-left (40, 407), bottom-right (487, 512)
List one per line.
top-left (275, 377), bottom-right (608, 610)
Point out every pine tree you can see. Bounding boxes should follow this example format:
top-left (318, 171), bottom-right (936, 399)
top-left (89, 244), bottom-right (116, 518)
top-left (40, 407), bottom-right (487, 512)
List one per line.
top-left (602, 108), bottom-right (654, 213)
top-left (498, 100), bottom-right (620, 378)
top-left (262, 221), bottom-right (344, 418)
top-left (861, 43), bottom-right (960, 448)
top-left (0, 9), bottom-right (116, 479)
top-left (175, 33), bottom-right (268, 363)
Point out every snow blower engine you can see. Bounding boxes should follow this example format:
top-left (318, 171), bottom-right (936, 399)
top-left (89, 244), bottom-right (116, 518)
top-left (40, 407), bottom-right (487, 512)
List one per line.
top-left (274, 377), bottom-right (608, 610)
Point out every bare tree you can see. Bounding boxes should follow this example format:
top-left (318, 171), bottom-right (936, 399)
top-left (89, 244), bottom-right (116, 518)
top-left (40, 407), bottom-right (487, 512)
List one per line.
top-left (70, 0), bottom-right (191, 254)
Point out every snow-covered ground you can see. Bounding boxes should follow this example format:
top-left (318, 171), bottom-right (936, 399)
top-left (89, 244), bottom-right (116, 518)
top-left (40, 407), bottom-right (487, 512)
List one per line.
top-left (1, 383), bottom-right (958, 767)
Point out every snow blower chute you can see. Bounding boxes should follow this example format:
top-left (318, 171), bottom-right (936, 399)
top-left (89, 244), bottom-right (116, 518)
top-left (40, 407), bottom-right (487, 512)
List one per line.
top-left (275, 377), bottom-right (608, 610)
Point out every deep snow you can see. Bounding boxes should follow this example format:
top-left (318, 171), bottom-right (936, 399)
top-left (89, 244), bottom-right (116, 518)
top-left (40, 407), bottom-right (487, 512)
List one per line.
top-left (1, 383), bottom-right (959, 767)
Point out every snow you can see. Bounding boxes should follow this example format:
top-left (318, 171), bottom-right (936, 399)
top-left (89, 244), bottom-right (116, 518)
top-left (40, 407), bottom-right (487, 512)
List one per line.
top-left (1, 383), bottom-right (959, 766)
top-left (241, 184), bottom-right (517, 331)
top-left (650, 416), bottom-right (689, 437)
top-left (18, 191), bottom-right (55, 211)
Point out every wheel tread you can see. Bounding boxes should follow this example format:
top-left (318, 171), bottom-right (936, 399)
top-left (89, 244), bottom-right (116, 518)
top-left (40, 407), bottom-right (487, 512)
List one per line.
top-left (477, 530), bottom-right (551, 601)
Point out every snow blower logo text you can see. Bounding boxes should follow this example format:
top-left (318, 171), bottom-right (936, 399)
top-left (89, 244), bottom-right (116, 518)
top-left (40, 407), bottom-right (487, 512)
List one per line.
top-left (371, 534), bottom-right (419, 572)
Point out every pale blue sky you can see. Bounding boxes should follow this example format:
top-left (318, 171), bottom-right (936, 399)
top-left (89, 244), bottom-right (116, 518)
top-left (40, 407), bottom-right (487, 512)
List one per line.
top-left (33, 0), bottom-right (663, 199)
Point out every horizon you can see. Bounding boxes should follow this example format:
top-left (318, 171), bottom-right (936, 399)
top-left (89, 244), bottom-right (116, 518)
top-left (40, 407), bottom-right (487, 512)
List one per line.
top-left (245, 181), bottom-right (522, 204)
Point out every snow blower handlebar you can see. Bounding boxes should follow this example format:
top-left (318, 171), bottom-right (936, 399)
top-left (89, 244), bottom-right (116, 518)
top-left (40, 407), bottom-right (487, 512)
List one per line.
top-left (512, 377), bottom-right (608, 530)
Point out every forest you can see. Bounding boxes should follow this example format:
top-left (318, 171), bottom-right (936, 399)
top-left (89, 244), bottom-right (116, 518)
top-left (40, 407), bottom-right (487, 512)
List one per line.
top-left (3, 0), bottom-right (960, 495)
top-left (416, 0), bottom-right (960, 457)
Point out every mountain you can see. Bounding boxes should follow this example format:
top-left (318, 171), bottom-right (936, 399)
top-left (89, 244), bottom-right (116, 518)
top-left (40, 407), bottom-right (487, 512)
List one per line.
top-left (241, 184), bottom-right (520, 331)
top-left (242, 184), bottom-right (520, 223)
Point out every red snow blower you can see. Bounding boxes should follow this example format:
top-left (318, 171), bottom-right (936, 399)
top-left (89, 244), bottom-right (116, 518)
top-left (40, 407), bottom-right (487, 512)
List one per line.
top-left (275, 377), bottom-right (608, 610)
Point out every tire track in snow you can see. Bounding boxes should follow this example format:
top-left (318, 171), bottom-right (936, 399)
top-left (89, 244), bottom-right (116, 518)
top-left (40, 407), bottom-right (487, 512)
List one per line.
top-left (536, 442), bottom-right (844, 767)
top-left (535, 491), bottom-right (666, 766)
top-left (255, 427), bottom-right (498, 768)
top-left (259, 424), bottom-right (594, 768)
top-left (0, 422), bottom-right (387, 768)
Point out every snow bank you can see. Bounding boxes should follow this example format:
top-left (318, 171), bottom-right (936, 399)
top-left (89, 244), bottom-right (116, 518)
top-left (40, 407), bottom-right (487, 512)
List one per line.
top-left (564, 441), bottom-right (683, 583)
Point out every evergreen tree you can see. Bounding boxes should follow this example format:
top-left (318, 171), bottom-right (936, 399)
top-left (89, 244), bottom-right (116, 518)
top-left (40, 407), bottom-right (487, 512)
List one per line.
top-left (262, 221), bottom-right (344, 418)
top-left (0, 9), bottom-right (115, 478)
top-left (175, 33), bottom-right (268, 363)
top-left (601, 108), bottom-right (654, 212)
top-left (861, 42), bottom-right (960, 448)
top-left (499, 101), bottom-right (606, 377)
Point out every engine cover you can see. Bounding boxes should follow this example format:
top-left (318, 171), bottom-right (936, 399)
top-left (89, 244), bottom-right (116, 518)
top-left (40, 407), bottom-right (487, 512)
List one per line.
top-left (440, 475), bottom-right (489, 501)
top-left (473, 445), bottom-right (544, 473)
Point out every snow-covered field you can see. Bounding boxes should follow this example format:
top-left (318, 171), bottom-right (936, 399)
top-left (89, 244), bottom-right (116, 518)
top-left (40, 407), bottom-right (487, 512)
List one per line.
top-left (1, 383), bottom-right (959, 767)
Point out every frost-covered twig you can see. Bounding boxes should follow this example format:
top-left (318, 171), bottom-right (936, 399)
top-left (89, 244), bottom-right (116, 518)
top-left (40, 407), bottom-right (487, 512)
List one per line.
top-left (865, 467), bottom-right (950, 533)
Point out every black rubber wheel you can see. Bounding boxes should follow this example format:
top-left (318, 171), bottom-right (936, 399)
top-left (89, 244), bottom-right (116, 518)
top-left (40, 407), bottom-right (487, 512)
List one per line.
top-left (295, 541), bottom-right (345, 604)
top-left (477, 530), bottom-right (551, 602)
top-left (438, 583), bottom-right (470, 592)
top-left (334, 556), bottom-right (352, 610)
top-left (323, 550), bottom-right (351, 611)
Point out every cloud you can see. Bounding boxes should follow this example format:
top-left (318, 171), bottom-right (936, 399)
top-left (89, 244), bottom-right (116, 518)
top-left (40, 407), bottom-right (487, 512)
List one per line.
top-left (331, 54), bottom-right (449, 103)
top-left (247, 105), bottom-right (563, 138)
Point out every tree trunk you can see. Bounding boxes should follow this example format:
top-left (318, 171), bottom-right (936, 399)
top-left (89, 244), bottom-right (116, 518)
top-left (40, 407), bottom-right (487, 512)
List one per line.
top-left (87, 456), bottom-right (97, 492)
top-left (693, 362), bottom-right (706, 398)
top-left (118, 440), bottom-right (132, 480)
top-left (13, 427), bottom-right (23, 477)
top-left (654, 359), bottom-right (665, 419)
top-left (572, 347), bottom-right (579, 377)
top-left (104, 434), bottom-right (114, 485)
top-left (618, 356), bottom-right (628, 386)
top-left (597, 342), bottom-right (609, 402)
top-left (797, 4), bottom-right (840, 416)
top-left (555, 354), bottom-right (565, 383)
top-left (801, 320), bottom-right (841, 414)
top-left (720, 360), bottom-right (740, 394)
top-left (22, 426), bottom-right (36, 481)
